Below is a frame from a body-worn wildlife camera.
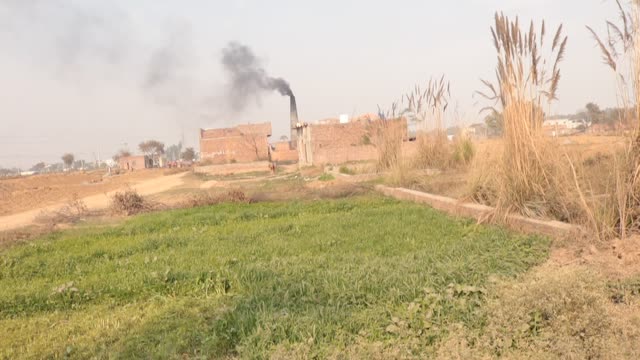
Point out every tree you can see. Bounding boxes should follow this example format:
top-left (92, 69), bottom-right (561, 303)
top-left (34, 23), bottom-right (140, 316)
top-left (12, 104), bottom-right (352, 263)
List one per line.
top-left (112, 149), bottom-right (131, 162)
top-left (484, 110), bottom-right (504, 136)
top-left (166, 142), bottom-right (183, 162)
top-left (241, 132), bottom-right (265, 160)
top-left (585, 102), bottom-right (604, 124)
top-left (138, 140), bottom-right (165, 157)
top-left (30, 162), bottom-right (46, 172)
top-left (181, 147), bottom-right (196, 161)
top-left (279, 135), bottom-right (289, 142)
top-left (61, 153), bottom-right (75, 169)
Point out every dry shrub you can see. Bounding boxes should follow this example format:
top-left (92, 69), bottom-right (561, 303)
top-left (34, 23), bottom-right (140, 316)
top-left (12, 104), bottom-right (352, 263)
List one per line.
top-left (413, 132), bottom-right (451, 169)
top-left (404, 77), bottom-right (460, 171)
top-left (467, 142), bottom-right (502, 205)
top-left (413, 132), bottom-right (476, 170)
top-left (589, 1), bottom-right (640, 239)
top-left (452, 136), bottom-right (475, 166)
top-left (474, 14), bottom-right (585, 222)
top-left (437, 266), bottom-right (640, 359)
top-left (375, 118), bottom-right (404, 172)
top-left (110, 189), bottom-right (153, 216)
top-left (184, 190), bottom-right (250, 208)
top-left (374, 116), bottom-right (416, 186)
top-left (35, 194), bottom-right (89, 227)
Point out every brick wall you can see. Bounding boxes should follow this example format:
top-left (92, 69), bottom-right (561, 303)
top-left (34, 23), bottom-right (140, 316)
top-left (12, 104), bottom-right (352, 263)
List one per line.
top-left (200, 123), bottom-right (272, 165)
top-left (308, 118), bottom-right (408, 165)
top-left (271, 141), bottom-right (298, 163)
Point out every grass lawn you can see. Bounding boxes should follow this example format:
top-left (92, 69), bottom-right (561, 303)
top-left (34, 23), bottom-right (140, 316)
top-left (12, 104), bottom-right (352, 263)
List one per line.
top-left (0, 196), bottom-right (549, 359)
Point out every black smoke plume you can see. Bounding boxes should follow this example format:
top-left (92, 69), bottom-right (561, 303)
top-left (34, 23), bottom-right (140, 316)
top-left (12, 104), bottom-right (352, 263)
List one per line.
top-left (221, 42), bottom-right (294, 112)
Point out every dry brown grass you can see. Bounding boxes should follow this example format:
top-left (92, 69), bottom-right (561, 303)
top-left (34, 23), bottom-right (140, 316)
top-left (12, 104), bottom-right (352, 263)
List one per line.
top-left (182, 190), bottom-right (251, 208)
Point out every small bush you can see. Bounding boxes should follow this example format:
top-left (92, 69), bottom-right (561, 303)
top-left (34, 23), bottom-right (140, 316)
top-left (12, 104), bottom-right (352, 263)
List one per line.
top-left (339, 166), bottom-right (356, 175)
top-left (111, 189), bottom-right (149, 216)
top-left (452, 137), bottom-right (475, 166)
top-left (413, 132), bottom-right (452, 170)
top-left (318, 173), bottom-right (335, 182)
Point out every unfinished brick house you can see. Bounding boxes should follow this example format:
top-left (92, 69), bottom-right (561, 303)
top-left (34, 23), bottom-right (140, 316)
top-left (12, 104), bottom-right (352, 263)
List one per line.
top-left (200, 123), bottom-right (272, 164)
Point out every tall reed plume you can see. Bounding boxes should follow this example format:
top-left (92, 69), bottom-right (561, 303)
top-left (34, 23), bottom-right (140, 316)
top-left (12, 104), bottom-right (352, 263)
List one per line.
top-left (588, 0), bottom-right (640, 238)
top-left (404, 76), bottom-right (454, 169)
top-left (477, 13), bottom-right (574, 219)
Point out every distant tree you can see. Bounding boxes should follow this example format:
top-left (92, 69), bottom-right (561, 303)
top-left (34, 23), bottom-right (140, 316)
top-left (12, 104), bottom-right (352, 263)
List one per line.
top-left (138, 140), bottom-right (165, 157)
top-left (484, 110), bottom-right (504, 136)
top-left (30, 162), bottom-right (46, 172)
top-left (0, 167), bottom-right (20, 177)
top-left (166, 142), bottom-right (183, 162)
top-left (585, 102), bottom-right (604, 124)
top-left (112, 149), bottom-right (131, 162)
top-left (181, 147), bottom-right (196, 162)
top-left (279, 135), bottom-right (289, 142)
top-left (61, 153), bottom-right (75, 169)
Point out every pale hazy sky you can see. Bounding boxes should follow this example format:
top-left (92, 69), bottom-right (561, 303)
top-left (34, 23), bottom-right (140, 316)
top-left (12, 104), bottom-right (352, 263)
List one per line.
top-left (0, 0), bottom-right (620, 168)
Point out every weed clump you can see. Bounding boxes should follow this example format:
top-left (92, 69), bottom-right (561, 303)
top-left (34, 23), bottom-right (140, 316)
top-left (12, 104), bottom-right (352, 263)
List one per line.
top-left (318, 173), bottom-right (335, 182)
top-left (110, 189), bottom-right (152, 216)
top-left (339, 166), bottom-right (356, 175)
top-left (452, 136), bottom-right (475, 166)
top-left (184, 190), bottom-right (250, 208)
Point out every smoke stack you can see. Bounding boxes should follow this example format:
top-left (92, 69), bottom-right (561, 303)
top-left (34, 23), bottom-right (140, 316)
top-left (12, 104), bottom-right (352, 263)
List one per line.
top-left (290, 95), bottom-right (299, 144)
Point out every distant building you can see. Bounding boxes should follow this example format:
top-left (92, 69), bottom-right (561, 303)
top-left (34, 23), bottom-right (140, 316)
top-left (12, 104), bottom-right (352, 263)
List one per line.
top-left (543, 118), bottom-right (587, 137)
top-left (119, 155), bottom-right (153, 170)
top-left (468, 123), bottom-right (488, 138)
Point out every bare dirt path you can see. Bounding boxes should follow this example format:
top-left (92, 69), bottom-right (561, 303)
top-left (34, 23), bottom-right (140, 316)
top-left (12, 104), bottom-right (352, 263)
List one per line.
top-left (0, 172), bottom-right (187, 232)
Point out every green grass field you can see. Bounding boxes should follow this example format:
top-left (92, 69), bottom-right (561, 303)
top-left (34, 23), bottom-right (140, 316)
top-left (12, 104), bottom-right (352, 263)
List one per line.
top-left (0, 196), bottom-right (549, 359)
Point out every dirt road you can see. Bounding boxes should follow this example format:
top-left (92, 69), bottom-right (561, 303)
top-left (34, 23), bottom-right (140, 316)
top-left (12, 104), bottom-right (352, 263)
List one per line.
top-left (0, 172), bottom-right (187, 232)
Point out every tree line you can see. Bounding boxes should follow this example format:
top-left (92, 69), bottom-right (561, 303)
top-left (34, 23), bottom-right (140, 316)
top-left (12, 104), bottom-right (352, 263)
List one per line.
top-left (484, 102), bottom-right (634, 136)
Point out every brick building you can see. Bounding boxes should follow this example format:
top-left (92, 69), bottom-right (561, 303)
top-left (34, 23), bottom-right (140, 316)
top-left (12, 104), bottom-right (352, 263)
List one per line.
top-left (200, 123), bottom-right (272, 164)
top-left (119, 155), bottom-right (152, 170)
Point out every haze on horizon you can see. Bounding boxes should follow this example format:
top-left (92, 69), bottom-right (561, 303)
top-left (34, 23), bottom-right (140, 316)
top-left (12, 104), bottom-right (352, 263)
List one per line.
top-left (0, 0), bottom-right (620, 169)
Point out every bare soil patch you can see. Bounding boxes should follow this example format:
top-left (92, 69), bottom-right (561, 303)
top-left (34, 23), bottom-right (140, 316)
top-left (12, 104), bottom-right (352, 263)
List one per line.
top-left (551, 236), bottom-right (640, 280)
top-left (0, 169), bottom-right (165, 216)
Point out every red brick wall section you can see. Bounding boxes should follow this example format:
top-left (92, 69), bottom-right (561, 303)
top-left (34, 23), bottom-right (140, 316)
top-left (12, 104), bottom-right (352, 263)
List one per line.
top-left (309, 118), bottom-right (408, 165)
top-left (200, 123), bottom-right (272, 165)
top-left (313, 146), bottom-right (378, 165)
top-left (270, 141), bottom-right (298, 163)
